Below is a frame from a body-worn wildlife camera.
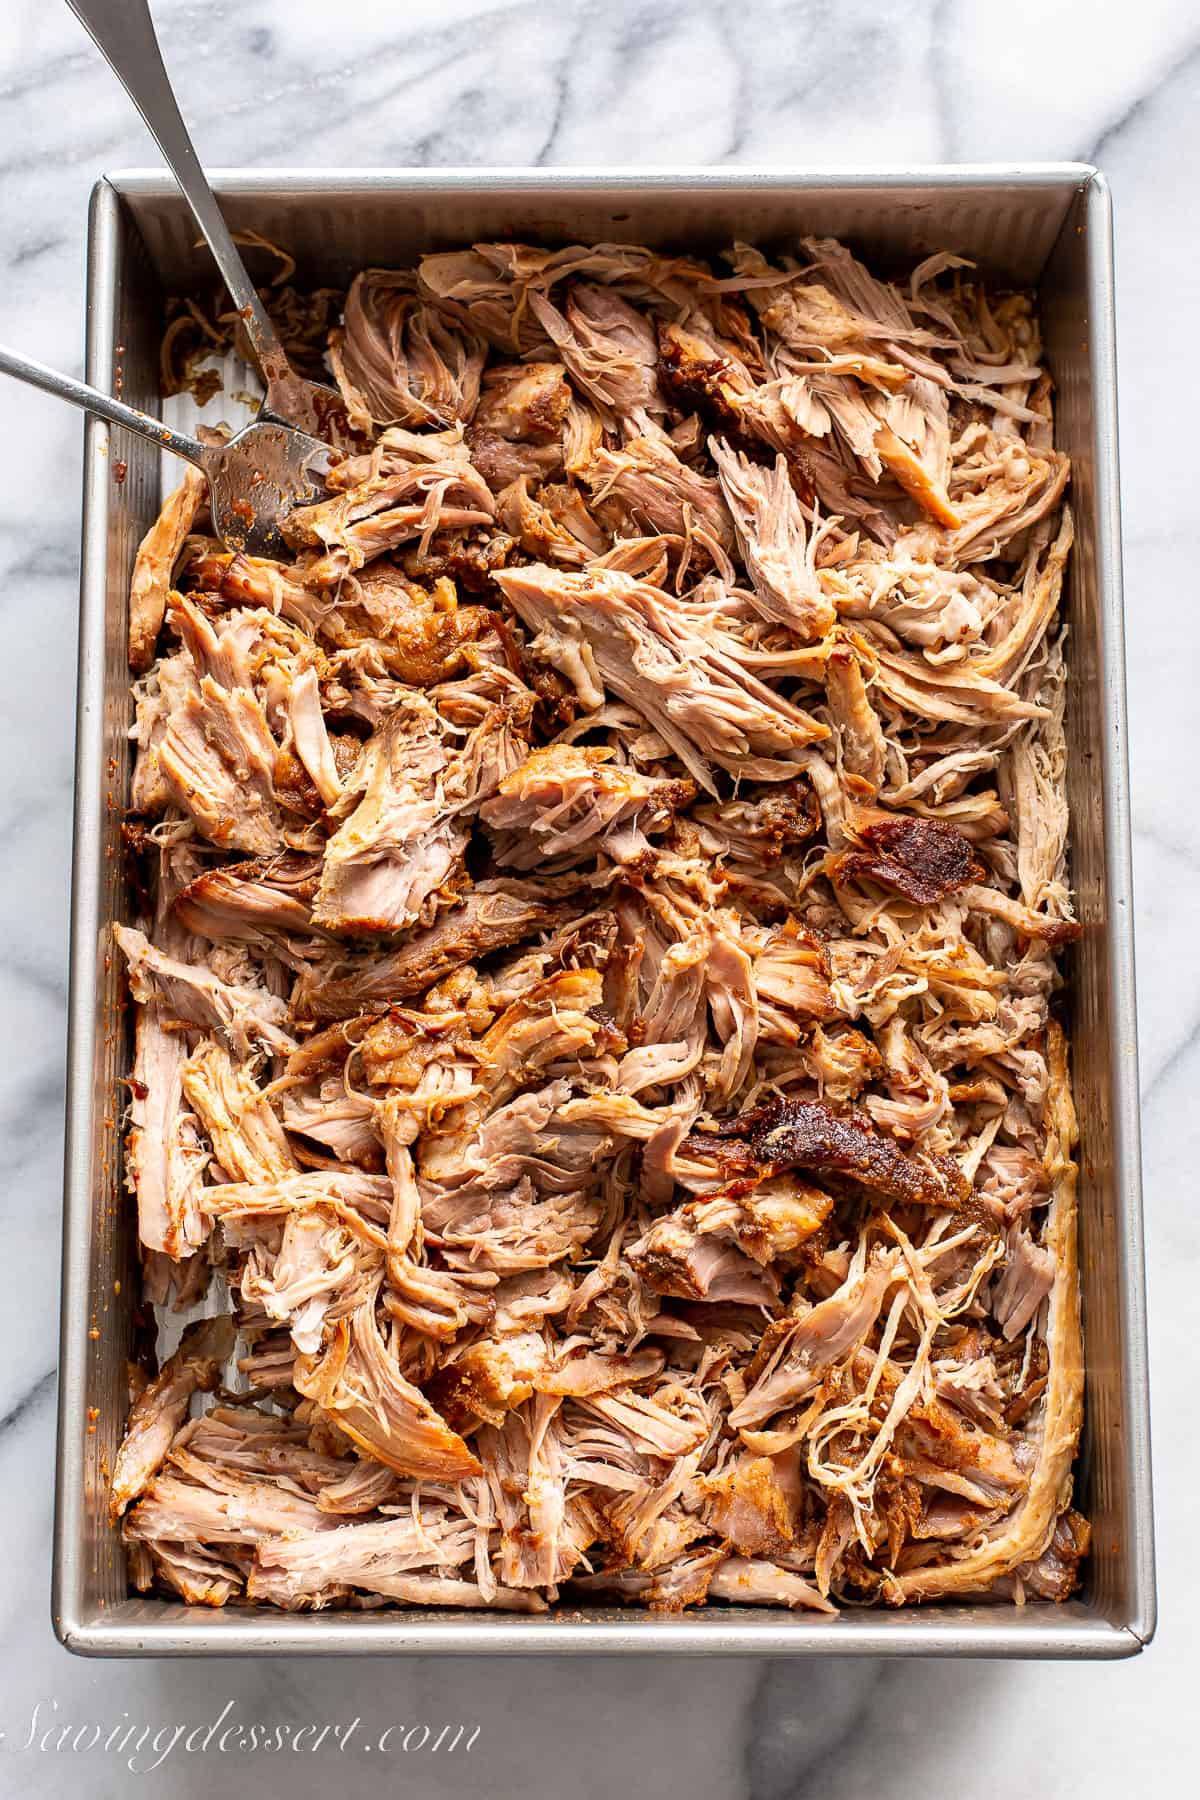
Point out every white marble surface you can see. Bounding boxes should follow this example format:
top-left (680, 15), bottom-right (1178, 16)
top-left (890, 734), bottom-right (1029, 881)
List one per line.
top-left (0, 0), bottom-right (1194, 1792)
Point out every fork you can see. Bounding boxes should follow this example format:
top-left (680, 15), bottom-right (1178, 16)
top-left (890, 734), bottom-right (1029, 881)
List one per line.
top-left (0, 342), bottom-right (333, 558)
top-left (65, 0), bottom-right (347, 441)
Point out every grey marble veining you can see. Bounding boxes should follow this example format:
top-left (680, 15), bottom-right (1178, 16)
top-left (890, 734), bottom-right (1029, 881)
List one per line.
top-left (0, 0), bottom-right (1195, 1794)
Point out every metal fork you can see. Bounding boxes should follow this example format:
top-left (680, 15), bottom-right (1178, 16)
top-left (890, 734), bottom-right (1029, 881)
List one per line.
top-left (66, 0), bottom-right (346, 440)
top-left (0, 342), bottom-right (333, 557)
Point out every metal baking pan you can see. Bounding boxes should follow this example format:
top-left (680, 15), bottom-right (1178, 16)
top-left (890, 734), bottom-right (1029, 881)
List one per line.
top-left (53, 166), bottom-right (1155, 1657)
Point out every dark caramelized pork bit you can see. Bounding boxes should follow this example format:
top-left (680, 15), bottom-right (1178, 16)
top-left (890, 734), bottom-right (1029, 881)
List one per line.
top-left (656, 320), bottom-right (747, 433)
top-left (832, 814), bottom-right (985, 905)
top-left (399, 529), bottom-right (517, 592)
top-left (693, 1095), bottom-right (971, 1209)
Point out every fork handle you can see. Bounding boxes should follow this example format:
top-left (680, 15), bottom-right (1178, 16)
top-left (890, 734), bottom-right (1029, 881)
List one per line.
top-left (0, 342), bottom-right (205, 464)
top-left (66, 0), bottom-right (293, 392)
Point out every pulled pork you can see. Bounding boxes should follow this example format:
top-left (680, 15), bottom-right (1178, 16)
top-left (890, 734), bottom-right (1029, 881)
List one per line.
top-left (113, 233), bottom-right (1085, 1617)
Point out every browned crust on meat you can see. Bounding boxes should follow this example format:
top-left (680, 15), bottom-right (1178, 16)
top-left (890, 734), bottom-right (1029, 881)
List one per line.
top-left (831, 814), bottom-right (985, 905)
top-left (741, 780), bottom-right (822, 859)
top-left (399, 530), bottom-right (516, 592)
top-left (656, 320), bottom-right (747, 433)
top-left (696, 1096), bottom-right (971, 1208)
top-left (1027, 917), bottom-right (1084, 946)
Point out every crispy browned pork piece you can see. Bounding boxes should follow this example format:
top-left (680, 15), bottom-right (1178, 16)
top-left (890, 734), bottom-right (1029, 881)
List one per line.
top-left (690, 1095), bottom-right (971, 1210)
top-left (113, 233), bottom-right (1085, 1616)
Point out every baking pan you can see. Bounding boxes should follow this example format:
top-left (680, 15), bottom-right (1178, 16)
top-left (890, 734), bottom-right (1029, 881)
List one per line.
top-left (53, 166), bottom-right (1155, 1656)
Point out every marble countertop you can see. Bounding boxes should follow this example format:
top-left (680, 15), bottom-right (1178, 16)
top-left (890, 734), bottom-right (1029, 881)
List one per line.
top-left (0, 0), bottom-right (1193, 1793)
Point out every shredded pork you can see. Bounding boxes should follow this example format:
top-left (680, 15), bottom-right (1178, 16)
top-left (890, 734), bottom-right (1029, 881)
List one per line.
top-left (113, 233), bottom-right (1086, 1616)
